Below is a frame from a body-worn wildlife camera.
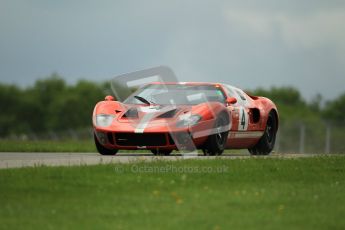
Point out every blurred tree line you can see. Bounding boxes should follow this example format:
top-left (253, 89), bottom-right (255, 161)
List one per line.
top-left (251, 86), bottom-right (345, 126)
top-left (251, 87), bottom-right (345, 153)
top-left (0, 73), bottom-right (112, 137)
top-left (0, 74), bottom-right (344, 152)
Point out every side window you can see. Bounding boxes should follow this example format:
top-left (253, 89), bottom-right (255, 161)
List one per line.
top-left (224, 85), bottom-right (236, 98)
top-left (235, 90), bottom-right (246, 101)
top-left (224, 85), bottom-right (248, 106)
top-left (215, 89), bottom-right (227, 103)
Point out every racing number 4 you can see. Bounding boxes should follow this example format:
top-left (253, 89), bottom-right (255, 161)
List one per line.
top-left (238, 107), bottom-right (248, 131)
top-left (241, 109), bottom-right (246, 130)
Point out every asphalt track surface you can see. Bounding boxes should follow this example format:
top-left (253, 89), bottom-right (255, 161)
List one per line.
top-left (0, 152), bottom-right (325, 169)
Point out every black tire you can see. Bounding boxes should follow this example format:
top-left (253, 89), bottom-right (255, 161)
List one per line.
top-left (203, 113), bottom-right (229, 156)
top-left (151, 149), bottom-right (172, 156)
top-left (248, 111), bottom-right (277, 155)
top-left (94, 134), bottom-right (118, 155)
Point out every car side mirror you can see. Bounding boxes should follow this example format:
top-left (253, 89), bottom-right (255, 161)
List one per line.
top-left (105, 95), bottom-right (116, 101)
top-left (226, 97), bottom-right (237, 105)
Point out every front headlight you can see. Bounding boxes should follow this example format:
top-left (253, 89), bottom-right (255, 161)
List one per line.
top-left (176, 114), bottom-right (201, 127)
top-left (95, 114), bottom-right (114, 127)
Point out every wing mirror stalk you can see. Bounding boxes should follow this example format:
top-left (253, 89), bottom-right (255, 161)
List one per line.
top-left (105, 95), bottom-right (116, 101)
top-left (226, 97), bottom-right (237, 106)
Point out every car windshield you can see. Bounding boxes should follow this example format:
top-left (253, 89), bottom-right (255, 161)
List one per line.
top-left (124, 84), bottom-right (226, 105)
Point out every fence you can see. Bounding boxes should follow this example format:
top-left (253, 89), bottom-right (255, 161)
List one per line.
top-left (2, 122), bottom-right (345, 154)
top-left (275, 121), bottom-right (345, 154)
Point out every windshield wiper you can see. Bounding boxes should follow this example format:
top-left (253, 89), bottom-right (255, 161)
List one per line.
top-left (134, 95), bottom-right (152, 105)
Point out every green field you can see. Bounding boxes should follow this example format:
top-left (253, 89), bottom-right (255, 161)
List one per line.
top-left (0, 140), bottom-right (97, 152)
top-left (0, 156), bottom-right (344, 229)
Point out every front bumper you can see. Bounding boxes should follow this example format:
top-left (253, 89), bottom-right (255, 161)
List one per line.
top-left (94, 119), bottom-right (214, 150)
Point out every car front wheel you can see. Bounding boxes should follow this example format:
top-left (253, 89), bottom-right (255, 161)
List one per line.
top-left (94, 134), bottom-right (118, 155)
top-left (203, 114), bottom-right (229, 156)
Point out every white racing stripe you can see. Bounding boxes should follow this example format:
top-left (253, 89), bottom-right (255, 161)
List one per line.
top-left (134, 128), bottom-right (146, 133)
top-left (134, 106), bottom-right (177, 133)
top-left (193, 129), bottom-right (263, 139)
top-left (228, 131), bottom-right (264, 139)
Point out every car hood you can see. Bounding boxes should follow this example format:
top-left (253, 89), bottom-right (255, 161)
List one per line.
top-left (118, 104), bottom-right (192, 121)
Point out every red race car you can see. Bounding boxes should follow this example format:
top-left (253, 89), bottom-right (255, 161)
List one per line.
top-left (93, 82), bottom-right (278, 156)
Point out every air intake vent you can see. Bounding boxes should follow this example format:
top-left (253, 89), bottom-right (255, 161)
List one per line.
top-left (115, 133), bottom-right (167, 146)
top-left (157, 109), bottom-right (179, 118)
top-left (122, 108), bottom-right (138, 118)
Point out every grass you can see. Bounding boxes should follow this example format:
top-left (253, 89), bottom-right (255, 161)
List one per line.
top-left (0, 156), bottom-right (345, 229)
top-left (0, 140), bottom-right (97, 152)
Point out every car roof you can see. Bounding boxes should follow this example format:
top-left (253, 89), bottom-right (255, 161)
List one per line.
top-left (149, 82), bottom-right (223, 86)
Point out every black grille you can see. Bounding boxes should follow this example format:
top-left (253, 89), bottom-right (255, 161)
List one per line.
top-left (168, 132), bottom-right (191, 145)
top-left (168, 134), bottom-right (175, 145)
top-left (115, 133), bottom-right (167, 146)
top-left (107, 132), bottom-right (115, 145)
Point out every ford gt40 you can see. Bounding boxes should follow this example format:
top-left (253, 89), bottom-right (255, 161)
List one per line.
top-left (93, 82), bottom-right (278, 156)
